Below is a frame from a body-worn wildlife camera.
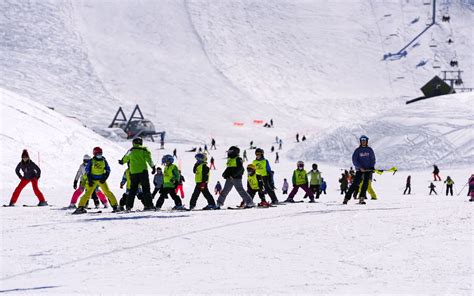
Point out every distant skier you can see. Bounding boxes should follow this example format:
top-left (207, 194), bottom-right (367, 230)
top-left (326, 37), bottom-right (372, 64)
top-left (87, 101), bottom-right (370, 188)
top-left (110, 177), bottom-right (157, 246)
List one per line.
top-left (211, 138), bottom-right (216, 150)
top-left (278, 139), bottom-right (283, 150)
top-left (173, 148), bottom-right (177, 159)
top-left (249, 141), bottom-right (255, 149)
top-left (304, 163), bottom-right (322, 199)
top-left (175, 170), bottom-right (186, 199)
top-left (282, 178), bottom-right (289, 195)
top-left (321, 178), bottom-right (327, 195)
top-left (8, 149), bottom-right (47, 207)
top-left (444, 176), bottom-right (454, 196)
top-left (210, 156), bottom-right (216, 170)
top-left (429, 182), bottom-right (437, 195)
top-left (214, 181), bottom-right (222, 196)
top-left (270, 119), bottom-right (274, 127)
top-left (271, 146), bottom-right (275, 153)
top-left (285, 161), bottom-right (315, 203)
top-left (275, 136), bottom-right (279, 143)
top-left (155, 155), bottom-right (185, 210)
top-left (302, 135), bottom-right (306, 141)
top-left (216, 146), bottom-right (254, 209)
top-left (468, 174), bottom-right (474, 202)
top-left (243, 150), bottom-right (248, 161)
top-left (275, 152), bottom-right (279, 163)
top-left (118, 137), bottom-right (155, 211)
top-left (189, 153), bottom-right (216, 210)
top-left (151, 167), bottom-right (163, 199)
top-left (403, 175), bottom-right (411, 195)
top-left (339, 173), bottom-right (348, 195)
top-left (296, 133), bottom-right (300, 143)
top-left (433, 165), bottom-right (441, 181)
top-left (253, 148), bottom-right (279, 204)
top-left (204, 144), bottom-right (208, 152)
top-left (343, 135), bottom-right (376, 205)
top-left (73, 147), bottom-right (119, 214)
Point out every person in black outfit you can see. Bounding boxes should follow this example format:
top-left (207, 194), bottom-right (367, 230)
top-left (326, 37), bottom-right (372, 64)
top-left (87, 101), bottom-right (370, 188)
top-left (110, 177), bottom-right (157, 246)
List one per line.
top-left (403, 175), bottom-right (411, 195)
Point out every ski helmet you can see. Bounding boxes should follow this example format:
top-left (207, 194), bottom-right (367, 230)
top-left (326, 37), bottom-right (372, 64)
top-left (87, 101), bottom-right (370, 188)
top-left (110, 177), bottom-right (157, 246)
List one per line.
top-left (359, 135), bottom-right (369, 142)
top-left (162, 154), bottom-right (174, 165)
top-left (93, 147), bottom-right (103, 156)
top-left (132, 137), bottom-right (143, 146)
top-left (247, 163), bottom-right (256, 171)
top-left (195, 153), bottom-right (207, 162)
top-left (312, 163), bottom-right (318, 170)
top-left (255, 148), bottom-right (264, 155)
top-left (227, 146), bottom-right (240, 158)
top-left (83, 154), bottom-right (91, 162)
top-left (297, 161), bottom-right (304, 168)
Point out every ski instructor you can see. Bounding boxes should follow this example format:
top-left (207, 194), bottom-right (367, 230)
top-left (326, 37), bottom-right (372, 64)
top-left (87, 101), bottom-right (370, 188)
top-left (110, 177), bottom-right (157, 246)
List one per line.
top-left (119, 137), bottom-right (156, 211)
top-left (343, 135), bottom-right (376, 205)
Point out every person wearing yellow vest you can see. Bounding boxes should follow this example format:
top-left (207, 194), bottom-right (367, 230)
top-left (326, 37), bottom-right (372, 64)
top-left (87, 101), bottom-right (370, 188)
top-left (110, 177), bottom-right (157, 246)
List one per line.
top-left (444, 176), bottom-right (455, 196)
top-left (189, 153), bottom-right (216, 210)
top-left (253, 148), bottom-right (279, 204)
top-left (216, 146), bottom-right (254, 209)
top-left (73, 147), bottom-right (119, 214)
top-left (246, 164), bottom-right (270, 207)
top-left (304, 163), bottom-right (323, 199)
top-left (155, 154), bottom-right (186, 210)
top-left (285, 161), bottom-right (315, 203)
top-left (118, 137), bottom-right (156, 211)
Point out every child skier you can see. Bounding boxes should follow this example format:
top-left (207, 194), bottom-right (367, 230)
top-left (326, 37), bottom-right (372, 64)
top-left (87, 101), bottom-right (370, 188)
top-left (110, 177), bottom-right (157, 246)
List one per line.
top-left (216, 146), bottom-right (254, 209)
top-left (175, 170), bottom-right (185, 199)
top-left (253, 148), bottom-right (279, 204)
top-left (155, 155), bottom-right (185, 210)
top-left (304, 163), bottom-right (322, 199)
top-left (151, 167), bottom-right (163, 199)
top-left (429, 182), bottom-right (437, 195)
top-left (69, 154), bottom-right (108, 209)
top-left (119, 166), bottom-right (145, 211)
top-left (321, 178), bottom-right (327, 194)
top-left (214, 181), bottom-right (222, 196)
top-left (444, 176), bottom-right (454, 196)
top-left (468, 174), bottom-right (474, 202)
top-left (189, 153), bottom-right (216, 210)
top-left (433, 165), bottom-right (441, 181)
top-left (285, 161), bottom-right (315, 203)
top-left (246, 164), bottom-right (270, 207)
top-left (8, 149), bottom-right (48, 207)
top-left (73, 147), bottom-right (119, 214)
top-left (282, 178), bottom-right (289, 195)
top-left (339, 173), bottom-right (348, 195)
top-left (403, 175), bottom-right (411, 195)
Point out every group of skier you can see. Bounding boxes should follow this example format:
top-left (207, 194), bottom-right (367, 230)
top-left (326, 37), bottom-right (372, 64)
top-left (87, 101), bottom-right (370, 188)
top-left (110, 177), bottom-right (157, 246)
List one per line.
top-left (6, 134), bottom-right (474, 211)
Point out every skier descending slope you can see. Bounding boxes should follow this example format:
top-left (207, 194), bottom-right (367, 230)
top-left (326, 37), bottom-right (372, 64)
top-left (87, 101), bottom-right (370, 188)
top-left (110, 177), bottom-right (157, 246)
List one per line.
top-left (343, 135), bottom-right (376, 205)
top-left (216, 146), bottom-right (254, 209)
top-left (285, 161), bottom-right (315, 203)
top-left (73, 147), bottom-right (119, 214)
top-left (253, 148), bottom-right (279, 204)
top-left (119, 137), bottom-right (156, 211)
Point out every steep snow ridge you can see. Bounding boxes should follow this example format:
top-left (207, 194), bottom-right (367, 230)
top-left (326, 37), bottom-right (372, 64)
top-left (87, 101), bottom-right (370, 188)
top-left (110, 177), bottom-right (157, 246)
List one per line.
top-left (0, 87), bottom-right (124, 190)
top-left (0, 0), bottom-right (118, 127)
top-left (290, 92), bottom-right (474, 170)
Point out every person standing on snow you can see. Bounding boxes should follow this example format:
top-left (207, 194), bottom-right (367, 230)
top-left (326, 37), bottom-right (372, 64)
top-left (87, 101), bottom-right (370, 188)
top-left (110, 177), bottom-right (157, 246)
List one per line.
top-left (246, 163), bottom-right (270, 207)
top-left (285, 161), bottom-right (315, 203)
top-left (403, 175), bottom-right (411, 195)
top-left (468, 175), bottom-right (474, 202)
top-left (304, 163), bottom-right (322, 199)
top-left (189, 153), bottom-right (216, 210)
top-left (74, 147), bottom-right (119, 214)
top-left (253, 148), bottom-right (280, 204)
top-left (155, 155), bottom-right (185, 210)
top-left (8, 149), bottom-right (48, 207)
top-left (321, 178), bottom-right (327, 195)
top-left (119, 137), bottom-right (156, 211)
top-left (216, 146), bottom-right (255, 209)
top-left (339, 173), bottom-right (348, 195)
top-left (69, 154), bottom-right (108, 209)
top-left (282, 178), bottom-right (289, 195)
top-left (175, 171), bottom-right (185, 199)
top-left (210, 156), bottom-right (216, 170)
top-left (444, 176), bottom-right (455, 196)
top-left (119, 165), bottom-right (145, 211)
top-left (433, 165), bottom-right (441, 181)
top-left (211, 138), bottom-right (216, 150)
top-left (343, 135), bottom-right (376, 205)
top-left (151, 167), bottom-right (163, 199)
top-left (214, 181), bottom-right (222, 196)
top-left (429, 182), bottom-right (437, 195)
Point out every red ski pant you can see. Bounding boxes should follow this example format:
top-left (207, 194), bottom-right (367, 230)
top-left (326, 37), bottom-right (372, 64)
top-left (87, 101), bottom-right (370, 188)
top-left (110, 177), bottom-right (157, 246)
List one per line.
top-left (175, 184), bottom-right (185, 199)
top-left (10, 178), bottom-right (46, 204)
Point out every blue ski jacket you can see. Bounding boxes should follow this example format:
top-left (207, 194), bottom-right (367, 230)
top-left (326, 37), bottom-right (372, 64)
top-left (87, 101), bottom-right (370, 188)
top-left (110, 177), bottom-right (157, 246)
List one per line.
top-left (352, 146), bottom-right (376, 170)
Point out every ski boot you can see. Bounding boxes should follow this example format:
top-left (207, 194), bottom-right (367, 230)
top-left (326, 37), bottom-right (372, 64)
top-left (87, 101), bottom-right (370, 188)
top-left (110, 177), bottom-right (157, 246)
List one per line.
top-left (284, 199), bottom-right (295, 203)
top-left (112, 205), bottom-right (122, 213)
top-left (172, 205), bottom-right (187, 211)
top-left (38, 201), bottom-right (49, 207)
top-left (244, 202), bottom-right (255, 208)
top-left (308, 199), bottom-right (316, 203)
top-left (68, 204), bottom-right (77, 209)
top-left (258, 201), bottom-right (270, 207)
top-left (143, 206), bottom-right (155, 211)
top-left (202, 205), bottom-right (215, 210)
top-left (358, 201), bottom-right (367, 205)
top-left (72, 207), bottom-right (87, 215)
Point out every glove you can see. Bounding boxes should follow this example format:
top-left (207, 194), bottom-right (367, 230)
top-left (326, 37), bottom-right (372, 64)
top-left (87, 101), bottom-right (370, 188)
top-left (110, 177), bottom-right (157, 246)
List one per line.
top-left (120, 184), bottom-right (124, 189)
top-left (151, 166), bottom-right (156, 174)
top-left (199, 182), bottom-right (206, 190)
top-left (118, 159), bottom-right (124, 165)
top-left (88, 179), bottom-right (94, 187)
top-left (100, 178), bottom-right (106, 184)
top-left (73, 180), bottom-right (78, 190)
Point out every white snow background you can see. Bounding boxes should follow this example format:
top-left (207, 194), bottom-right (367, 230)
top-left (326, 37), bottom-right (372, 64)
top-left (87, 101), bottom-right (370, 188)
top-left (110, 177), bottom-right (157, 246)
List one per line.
top-left (0, 0), bottom-right (473, 295)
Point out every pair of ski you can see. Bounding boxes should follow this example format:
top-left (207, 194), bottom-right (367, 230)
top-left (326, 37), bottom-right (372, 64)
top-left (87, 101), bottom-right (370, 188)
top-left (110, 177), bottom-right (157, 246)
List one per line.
top-left (226, 204), bottom-right (281, 210)
top-left (3, 204), bottom-right (53, 207)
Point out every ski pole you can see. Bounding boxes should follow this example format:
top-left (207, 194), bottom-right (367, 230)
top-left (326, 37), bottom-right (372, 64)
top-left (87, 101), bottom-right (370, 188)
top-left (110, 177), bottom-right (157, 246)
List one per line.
top-left (457, 182), bottom-right (468, 196)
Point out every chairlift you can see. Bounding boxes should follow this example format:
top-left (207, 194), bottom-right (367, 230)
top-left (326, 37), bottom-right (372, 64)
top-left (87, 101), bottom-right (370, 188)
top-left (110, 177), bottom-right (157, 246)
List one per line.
top-left (432, 54), bottom-right (441, 69)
